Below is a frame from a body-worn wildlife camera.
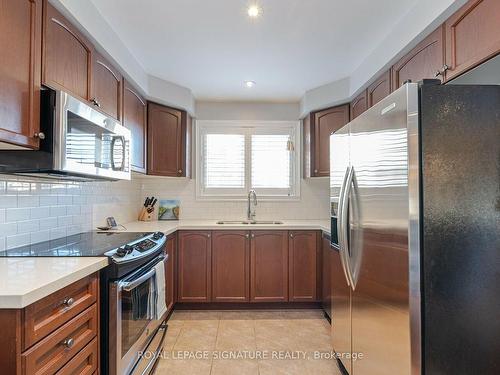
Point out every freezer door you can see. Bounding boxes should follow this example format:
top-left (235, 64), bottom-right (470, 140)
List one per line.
top-left (330, 124), bottom-right (352, 372)
top-left (348, 84), bottom-right (418, 375)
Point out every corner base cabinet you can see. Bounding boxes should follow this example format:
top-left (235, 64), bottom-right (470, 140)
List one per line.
top-left (0, 273), bottom-right (100, 375)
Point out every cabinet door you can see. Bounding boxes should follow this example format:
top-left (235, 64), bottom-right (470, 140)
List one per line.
top-left (350, 90), bottom-right (368, 120)
top-left (177, 231), bottom-right (211, 302)
top-left (368, 70), bottom-right (391, 107)
top-left (42, 2), bottom-right (92, 101)
top-left (123, 80), bottom-right (147, 173)
top-left (311, 105), bottom-right (350, 177)
top-left (212, 231), bottom-right (250, 302)
top-left (321, 235), bottom-right (332, 316)
top-left (289, 231), bottom-right (319, 302)
top-left (165, 234), bottom-right (176, 313)
top-left (0, 0), bottom-right (42, 149)
top-left (445, 0), bottom-right (500, 80)
top-left (392, 26), bottom-right (445, 90)
top-left (250, 231), bottom-right (288, 302)
top-left (147, 103), bottom-right (187, 177)
top-left (91, 52), bottom-right (122, 121)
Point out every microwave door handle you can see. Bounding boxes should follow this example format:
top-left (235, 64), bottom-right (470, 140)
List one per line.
top-left (111, 135), bottom-right (126, 171)
top-left (341, 165), bottom-right (356, 289)
top-left (121, 268), bottom-right (156, 292)
top-left (337, 166), bottom-right (352, 287)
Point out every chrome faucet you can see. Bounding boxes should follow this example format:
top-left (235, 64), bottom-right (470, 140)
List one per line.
top-left (247, 190), bottom-right (257, 221)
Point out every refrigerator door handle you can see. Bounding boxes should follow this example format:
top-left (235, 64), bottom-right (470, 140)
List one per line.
top-left (338, 166), bottom-right (354, 288)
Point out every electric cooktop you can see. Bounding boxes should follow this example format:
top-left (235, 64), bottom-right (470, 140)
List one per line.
top-left (0, 231), bottom-right (153, 257)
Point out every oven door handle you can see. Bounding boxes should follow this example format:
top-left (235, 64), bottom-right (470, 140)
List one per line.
top-left (120, 268), bottom-right (156, 292)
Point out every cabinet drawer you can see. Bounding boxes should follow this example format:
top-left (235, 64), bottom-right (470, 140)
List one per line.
top-left (56, 337), bottom-right (98, 375)
top-left (23, 274), bottom-right (98, 350)
top-left (22, 304), bottom-right (98, 375)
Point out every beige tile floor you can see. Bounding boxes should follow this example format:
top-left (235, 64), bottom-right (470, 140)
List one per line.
top-left (153, 309), bottom-right (343, 375)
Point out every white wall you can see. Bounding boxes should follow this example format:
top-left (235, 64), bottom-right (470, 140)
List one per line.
top-left (195, 101), bottom-right (300, 121)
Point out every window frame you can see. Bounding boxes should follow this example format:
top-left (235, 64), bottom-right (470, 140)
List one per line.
top-left (195, 120), bottom-right (301, 201)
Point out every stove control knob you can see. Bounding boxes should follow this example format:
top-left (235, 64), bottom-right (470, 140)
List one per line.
top-left (116, 247), bottom-right (127, 257)
top-left (124, 245), bottom-right (134, 254)
top-left (152, 232), bottom-right (164, 240)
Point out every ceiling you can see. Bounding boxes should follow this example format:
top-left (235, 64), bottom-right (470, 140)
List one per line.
top-left (90, 0), bottom-right (418, 101)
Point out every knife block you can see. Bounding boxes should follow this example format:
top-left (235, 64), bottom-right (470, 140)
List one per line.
top-left (138, 207), bottom-right (153, 222)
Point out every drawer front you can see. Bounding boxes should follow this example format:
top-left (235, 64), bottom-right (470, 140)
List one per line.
top-left (56, 337), bottom-right (98, 375)
top-left (24, 274), bottom-right (98, 349)
top-left (22, 304), bottom-right (98, 375)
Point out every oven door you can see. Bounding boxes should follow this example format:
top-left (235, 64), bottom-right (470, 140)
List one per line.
top-left (110, 256), bottom-right (165, 375)
top-left (55, 91), bottom-right (131, 180)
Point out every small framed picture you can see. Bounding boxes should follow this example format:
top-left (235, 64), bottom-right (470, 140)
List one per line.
top-left (158, 199), bottom-right (181, 220)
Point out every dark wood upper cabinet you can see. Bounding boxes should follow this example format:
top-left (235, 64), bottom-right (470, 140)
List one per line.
top-left (250, 231), bottom-right (288, 302)
top-left (444, 0), bottom-right (500, 81)
top-left (147, 102), bottom-right (191, 177)
top-left (165, 234), bottom-right (176, 313)
top-left (91, 52), bottom-right (122, 121)
top-left (212, 231), bottom-right (250, 302)
top-left (177, 231), bottom-right (211, 303)
top-left (350, 90), bottom-right (368, 120)
top-left (0, 0), bottom-right (42, 149)
top-left (392, 26), bottom-right (445, 90)
top-left (42, 1), bottom-right (92, 102)
top-left (368, 70), bottom-right (392, 107)
top-left (289, 231), bottom-right (319, 302)
top-left (303, 104), bottom-right (350, 178)
top-left (123, 80), bottom-right (147, 173)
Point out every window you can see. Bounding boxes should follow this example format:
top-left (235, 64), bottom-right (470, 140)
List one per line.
top-left (196, 121), bottom-right (300, 199)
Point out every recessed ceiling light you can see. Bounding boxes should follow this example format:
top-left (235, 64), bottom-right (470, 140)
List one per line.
top-left (244, 80), bottom-right (256, 88)
top-left (247, 5), bottom-right (262, 18)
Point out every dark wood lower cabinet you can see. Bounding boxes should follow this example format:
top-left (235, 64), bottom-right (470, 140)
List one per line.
top-left (165, 234), bottom-right (177, 313)
top-left (177, 231), bottom-right (212, 303)
top-left (212, 231), bottom-right (250, 302)
top-left (250, 231), bottom-right (289, 302)
top-left (289, 231), bottom-right (319, 302)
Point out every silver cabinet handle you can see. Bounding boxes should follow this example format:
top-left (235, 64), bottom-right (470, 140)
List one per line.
top-left (34, 132), bottom-right (45, 140)
top-left (91, 98), bottom-right (101, 107)
top-left (434, 64), bottom-right (449, 77)
top-left (62, 297), bottom-right (74, 308)
top-left (290, 233), bottom-right (294, 238)
top-left (207, 233), bottom-right (211, 238)
top-left (61, 338), bottom-right (74, 349)
top-left (245, 233), bottom-right (249, 239)
top-left (314, 169), bottom-right (318, 174)
top-left (251, 233), bottom-right (255, 238)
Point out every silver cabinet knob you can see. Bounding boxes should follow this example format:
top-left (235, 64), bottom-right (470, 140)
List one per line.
top-left (178, 169), bottom-right (183, 174)
top-left (434, 64), bottom-right (449, 77)
top-left (34, 132), bottom-right (45, 140)
top-left (207, 233), bottom-right (211, 238)
top-left (245, 233), bottom-right (250, 239)
top-left (314, 169), bottom-right (318, 174)
top-left (61, 338), bottom-right (74, 349)
top-left (251, 233), bottom-right (255, 238)
top-left (290, 233), bottom-right (294, 238)
top-left (62, 297), bottom-right (74, 307)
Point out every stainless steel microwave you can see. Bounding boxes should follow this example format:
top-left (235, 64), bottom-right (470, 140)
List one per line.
top-left (0, 89), bottom-right (131, 181)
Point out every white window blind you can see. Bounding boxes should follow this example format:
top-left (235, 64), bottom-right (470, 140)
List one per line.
top-left (251, 134), bottom-right (291, 189)
top-left (197, 121), bottom-right (300, 199)
top-left (204, 134), bottom-right (245, 188)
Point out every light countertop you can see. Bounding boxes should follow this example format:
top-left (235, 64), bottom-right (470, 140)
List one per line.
top-left (0, 257), bottom-right (108, 309)
top-left (0, 219), bottom-right (329, 309)
top-left (118, 219), bottom-right (331, 235)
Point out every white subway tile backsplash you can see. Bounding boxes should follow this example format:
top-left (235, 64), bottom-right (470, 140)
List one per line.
top-left (39, 217), bottom-right (58, 230)
top-left (0, 176), bottom-right (141, 251)
top-left (0, 195), bottom-right (18, 208)
top-left (6, 208), bottom-right (31, 222)
top-left (39, 195), bottom-right (57, 206)
top-left (6, 233), bottom-right (30, 248)
top-left (17, 220), bottom-right (40, 234)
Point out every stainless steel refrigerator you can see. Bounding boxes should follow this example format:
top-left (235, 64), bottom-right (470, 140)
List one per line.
top-left (329, 81), bottom-right (500, 375)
